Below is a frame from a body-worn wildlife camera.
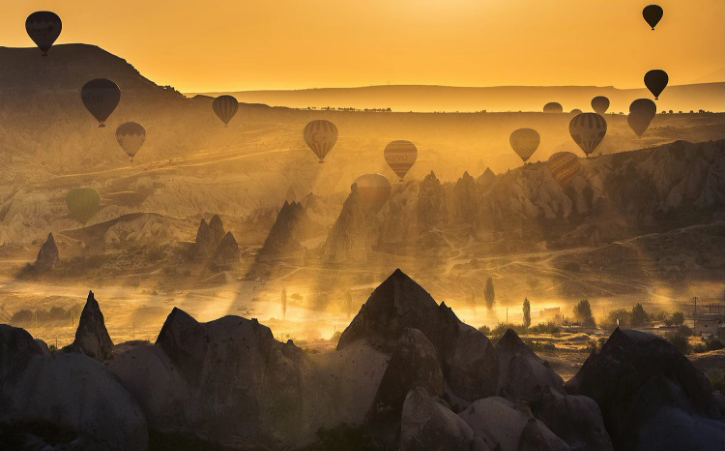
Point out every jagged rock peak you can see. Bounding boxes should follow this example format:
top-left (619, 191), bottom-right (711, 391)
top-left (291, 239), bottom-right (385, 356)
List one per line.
top-left (477, 167), bottom-right (496, 185)
top-left (212, 231), bottom-right (240, 265)
top-left (494, 328), bottom-right (532, 354)
top-left (72, 290), bottom-right (114, 361)
top-left (34, 232), bottom-right (59, 272)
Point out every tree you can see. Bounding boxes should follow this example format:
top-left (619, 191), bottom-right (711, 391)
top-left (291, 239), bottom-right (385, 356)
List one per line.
top-left (631, 303), bottom-right (648, 327)
top-left (574, 299), bottom-right (595, 327)
top-left (523, 298), bottom-right (531, 330)
top-left (484, 277), bottom-right (495, 309)
top-left (672, 311), bottom-right (685, 326)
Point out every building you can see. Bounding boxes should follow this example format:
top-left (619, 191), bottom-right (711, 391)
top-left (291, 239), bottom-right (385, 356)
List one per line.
top-left (694, 317), bottom-right (722, 337)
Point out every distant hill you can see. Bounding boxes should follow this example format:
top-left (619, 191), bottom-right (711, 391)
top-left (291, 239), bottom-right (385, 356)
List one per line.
top-left (192, 83), bottom-right (725, 113)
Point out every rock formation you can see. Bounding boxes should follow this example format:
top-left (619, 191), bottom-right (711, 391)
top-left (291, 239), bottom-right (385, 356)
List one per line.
top-left (33, 233), bottom-right (59, 272)
top-left (495, 328), bottom-right (564, 401)
top-left (338, 268), bottom-right (499, 402)
top-left (0, 324), bottom-right (147, 451)
top-left (258, 201), bottom-right (306, 257)
top-left (69, 290), bottom-right (114, 361)
top-left (209, 214), bottom-right (225, 245)
top-left (211, 231), bottom-right (240, 267)
top-left (566, 328), bottom-right (724, 451)
top-left (191, 218), bottom-right (215, 260)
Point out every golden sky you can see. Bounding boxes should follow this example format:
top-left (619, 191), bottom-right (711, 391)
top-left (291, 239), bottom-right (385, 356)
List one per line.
top-left (1, 0), bottom-right (723, 92)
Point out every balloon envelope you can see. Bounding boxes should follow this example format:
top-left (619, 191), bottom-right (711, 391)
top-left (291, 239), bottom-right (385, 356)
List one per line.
top-left (570, 109), bottom-right (583, 115)
top-left (116, 122), bottom-right (146, 160)
top-left (543, 102), bottom-right (563, 113)
top-left (569, 113), bottom-right (607, 156)
top-left (353, 173), bottom-right (392, 210)
top-left (509, 128), bottom-right (540, 163)
top-left (26, 11), bottom-right (61, 56)
top-left (628, 98), bottom-right (657, 137)
top-left (384, 140), bottom-right (418, 181)
top-left (591, 96), bottom-right (610, 115)
top-left (303, 120), bottom-right (338, 163)
top-left (81, 79), bottom-right (121, 127)
top-left (66, 188), bottom-right (101, 224)
top-left (212, 95), bottom-right (238, 126)
top-left (643, 5), bottom-right (663, 30)
top-left (644, 70), bottom-right (668, 99)
top-left (547, 152), bottom-right (581, 188)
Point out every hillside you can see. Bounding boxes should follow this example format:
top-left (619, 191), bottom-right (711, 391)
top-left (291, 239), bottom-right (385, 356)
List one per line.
top-left (192, 82), bottom-right (725, 113)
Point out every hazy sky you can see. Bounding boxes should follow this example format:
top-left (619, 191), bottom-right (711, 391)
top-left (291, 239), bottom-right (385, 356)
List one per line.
top-left (1, 1), bottom-right (723, 92)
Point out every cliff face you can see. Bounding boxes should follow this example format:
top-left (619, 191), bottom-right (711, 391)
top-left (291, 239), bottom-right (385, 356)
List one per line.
top-left (325, 140), bottom-right (725, 257)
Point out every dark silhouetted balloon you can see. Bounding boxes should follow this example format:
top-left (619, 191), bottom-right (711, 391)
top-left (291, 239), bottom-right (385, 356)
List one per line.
top-left (304, 120), bottom-right (338, 163)
top-left (644, 70), bottom-right (668, 99)
top-left (591, 96), bottom-right (610, 115)
top-left (353, 173), bottom-right (392, 211)
top-left (384, 140), bottom-right (418, 181)
top-left (81, 79), bottom-right (121, 127)
top-left (509, 128), bottom-right (540, 164)
top-left (66, 188), bottom-right (101, 224)
top-left (548, 152), bottom-right (581, 188)
top-left (116, 122), bottom-right (146, 160)
top-left (643, 5), bottom-right (663, 30)
top-left (212, 95), bottom-right (238, 126)
top-left (543, 102), bottom-right (563, 113)
top-left (26, 11), bottom-right (62, 56)
top-left (627, 98), bottom-right (657, 137)
top-left (570, 109), bottom-right (583, 115)
top-left (569, 113), bottom-right (607, 156)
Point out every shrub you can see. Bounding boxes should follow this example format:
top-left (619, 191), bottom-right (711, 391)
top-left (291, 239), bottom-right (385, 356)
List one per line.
top-left (666, 332), bottom-right (691, 354)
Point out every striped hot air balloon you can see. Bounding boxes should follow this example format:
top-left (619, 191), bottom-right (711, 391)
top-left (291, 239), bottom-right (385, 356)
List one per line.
top-left (384, 140), bottom-right (418, 181)
top-left (303, 120), bottom-right (338, 163)
top-left (81, 79), bottom-right (121, 127)
top-left (569, 113), bottom-right (607, 157)
top-left (509, 128), bottom-right (540, 164)
top-left (353, 173), bottom-right (392, 211)
top-left (547, 152), bottom-right (581, 188)
top-left (212, 95), bottom-right (239, 126)
top-left (115, 122), bottom-right (146, 161)
top-left (591, 96), bottom-right (610, 115)
top-left (26, 11), bottom-right (62, 56)
top-left (543, 102), bottom-right (563, 113)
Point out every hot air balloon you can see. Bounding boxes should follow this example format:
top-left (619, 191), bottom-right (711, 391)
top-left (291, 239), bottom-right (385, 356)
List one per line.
top-left (509, 128), bottom-right (540, 164)
top-left (569, 113), bottom-right (607, 157)
top-left (115, 122), bottom-right (146, 161)
top-left (628, 98), bottom-right (657, 137)
top-left (212, 95), bottom-right (238, 126)
top-left (81, 79), bottom-right (121, 127)
top-left (384, 140), bottom-right (418, 181)
top-left (66, 188), bottom-right (101, 224)
top-left (644, 70), bottom-right (668, 100)
top-left (353, 173), bottom-right (392, 211)
top-left (26, 11), bottom-right (62, 56)
top-left (591, 96), bottom-right (610, 115)
top-left (570, 109), bottom-right (583, 115)
top-left (303, 120), bottom-right (338, 163)
top-left (543, 102), bottom-right (563, 113)
top-left (643, 5), bottom-right (663, 30)
top-left (547, 152), bottom-right (581, 188)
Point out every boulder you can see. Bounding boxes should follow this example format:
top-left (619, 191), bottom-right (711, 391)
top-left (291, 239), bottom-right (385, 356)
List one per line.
top-left (532, 387), bottom-right (612, 451)
top-left (70, 290), bottom-right (114, 361)
top-left (495, 328), bottom-right (564, 401)
top-left (400, 386), bottom-right (473, 451)
top-left (369, 328), bottom-right (444, 423)
top-left (0, 325), bottom-right (147, 451)
top-left (459, 397), bottom-right (569, 451)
